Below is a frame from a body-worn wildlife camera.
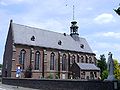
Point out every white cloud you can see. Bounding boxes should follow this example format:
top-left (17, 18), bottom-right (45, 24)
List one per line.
top-left (91, 41), bottom-right (120, 60)
top-left (86, 7), bottom-right (93, 11)
top-left (94, 32), bottom-right (120, 39)
top-left (94, 13), bottom-right (115, 24)
top-left (93, 50), bottom-right (98, 54)
top-left (0, 1), bottom-right (7, 6)
top-left (102, 32), bottom-right (120, 38)
top-left (0, 0), bottom-right (32, 5)
top-left (21, 19), bottom-right (68, 33)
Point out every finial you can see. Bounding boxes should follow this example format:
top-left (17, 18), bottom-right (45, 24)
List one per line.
top-left (65, 0), bottom-right (76, 20)
top-left (10, 19), bottom-right (13, 23)
top-left (108, 52), bottom-right (111, 55)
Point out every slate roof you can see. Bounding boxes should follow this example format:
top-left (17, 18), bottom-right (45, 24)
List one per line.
top-left (12, 23), bottom-right (93, 54)
top-left (77, 63), bottom-right (100, 71)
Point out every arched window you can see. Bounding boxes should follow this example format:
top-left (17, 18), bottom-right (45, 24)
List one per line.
top-left (90, 72), bottom-right (94, 79)
top-left (77, 55), bottom-right (79, 63)
top-left (85, 56), bottom-right (88, 63)
top-left (89, 57), bottom-right (92, 63)
top-left (72, 55), bottom-right (75, 63)
top-left (50, 52), bottom-right (55, 70)
top-left (35, 51), bottom-right (40, 70)
top-left (81, 56), bottom-right (84, 63)
top-left (62, 54), bottom-right (67, 71)
top-left (19, 49), bottom-right (26, 69)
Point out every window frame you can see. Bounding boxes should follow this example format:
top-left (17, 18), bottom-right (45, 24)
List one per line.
top-left (19, 49), bottom-right (26, 69)
top-left (62, 54), bottom-right (67, 71)
top-left (72, 55), bottom-right (75, 63)
top-left (35, 51), bottom-right (41, 70)
top-left (50, 52), bottom-right (55, 70)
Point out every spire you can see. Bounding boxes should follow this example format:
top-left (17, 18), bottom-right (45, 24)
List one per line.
top-left (10, 19), bottom-right (13, 23)
top-left (73, 5), bottom-right (75, 20)
top-left (65, 0), bottom-right (80, 41)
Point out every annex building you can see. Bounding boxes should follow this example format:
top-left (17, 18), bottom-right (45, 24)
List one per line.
top-left (2, 20), bottom-right (100, 80)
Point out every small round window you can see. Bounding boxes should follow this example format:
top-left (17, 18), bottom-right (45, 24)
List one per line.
top-left (58, 40), bottom-right (62, 45)
top-left (80, 44), bottom-right (84, 49)
top-left (31, 36), bottom-right (35, 41)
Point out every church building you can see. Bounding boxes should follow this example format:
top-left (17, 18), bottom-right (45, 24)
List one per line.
top-left (2, 20), bottom-right (100, 80)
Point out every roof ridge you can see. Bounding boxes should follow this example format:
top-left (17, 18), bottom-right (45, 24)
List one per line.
top-left (12, 23), bottom-right (70, 36)
top-left (12, 22), bottom-right (93, 54)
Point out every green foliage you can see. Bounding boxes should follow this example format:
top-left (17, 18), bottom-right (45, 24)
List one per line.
top-left (97, 54), bottom-right (107, 78)
top-left (114, 6), bottom-right (120, 16)
top-left (47, 73), bottom-right (53, 79)
top-left (24, 65), bottom-right (32, 78)
top-left (55, 73), bottom-right (59, 79)
top-left (101, 69), bottom-right (108, 80)
top-left (114, 60), bottom-right (120, 80)
top-left (101, 60), bottom-right (120, 80)
top-left (0, 64), bottom-right (2, 68)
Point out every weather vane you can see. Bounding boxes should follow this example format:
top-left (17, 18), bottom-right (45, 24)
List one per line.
top-left (114, 3), bottom-right (120, 16)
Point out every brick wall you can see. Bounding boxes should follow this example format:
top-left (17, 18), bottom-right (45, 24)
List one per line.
top-left (2, 78), bottom-right (116, 90)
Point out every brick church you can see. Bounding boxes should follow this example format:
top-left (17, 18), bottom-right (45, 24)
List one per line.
top-left (2, 20), bottom-right (100, 80)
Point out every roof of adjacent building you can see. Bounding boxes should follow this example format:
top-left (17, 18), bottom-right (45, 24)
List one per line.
top-left (77, 63), bottom-right (100, 71)
top-left (11, 22), bottom-right (93, 54)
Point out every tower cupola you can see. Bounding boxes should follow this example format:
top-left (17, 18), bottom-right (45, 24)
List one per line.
top-left (70, 21), bottom-right (79, 41)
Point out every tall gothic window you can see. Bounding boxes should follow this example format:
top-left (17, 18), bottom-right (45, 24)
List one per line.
top-left (81, 56), bottom-right (84, 63)
top-left (77, 55), bottom-right (79, 63)
top-left (72, 55), bottom-right (75, 63)
top-left (85, 56), bottom-right (88, 63)
top-left (50, 52), bottom-right (55, 70)
top-left (89, 57), bottom-right (92, 63)
top-left (35, 51), bottom-right (40, 70)
top-left (19, 49), bottom-right (26, 69)
top-left (62, 54), bottom-right (67, 71)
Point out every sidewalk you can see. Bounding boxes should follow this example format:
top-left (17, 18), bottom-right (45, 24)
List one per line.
top-left (0, 82), bottom-right (39, 90)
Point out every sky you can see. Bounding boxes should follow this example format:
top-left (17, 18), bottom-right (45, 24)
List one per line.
top-left (0, 0), bottom-right (120, 64)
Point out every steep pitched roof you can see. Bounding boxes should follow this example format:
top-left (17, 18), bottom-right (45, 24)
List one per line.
top-left (77, 63), bottom-right (100, 71)
top-left (11, 23), bottom-right (93, 54)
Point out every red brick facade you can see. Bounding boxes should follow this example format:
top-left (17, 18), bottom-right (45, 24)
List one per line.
top-left (2, 20), bottom-right (100, 80)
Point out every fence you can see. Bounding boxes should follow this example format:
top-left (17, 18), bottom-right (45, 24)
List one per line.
top-left (2, 78), bottom-right (118, 90)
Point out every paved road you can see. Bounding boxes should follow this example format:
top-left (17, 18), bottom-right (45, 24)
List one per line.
top-left (0, 82), bottom-right (39, 90)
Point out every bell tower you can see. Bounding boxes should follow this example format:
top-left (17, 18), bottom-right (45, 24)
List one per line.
top-left (70, 21), bottom-right (79, 41)
top-left (69, 4), bottom-right (79, 41)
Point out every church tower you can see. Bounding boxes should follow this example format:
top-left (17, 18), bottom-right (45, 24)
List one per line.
top-left (69, 4), bottom-right (79, 41)
top-left (70, 21), bottom-right (79, 41)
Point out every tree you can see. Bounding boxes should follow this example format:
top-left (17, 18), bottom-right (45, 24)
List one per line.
top-left (24, 65), bottom-right (32, 78)
top-left (0, 64), bottom-right (2, 68)
top-left (101, 59), bottom-right (120, 80)
top-left (114, 5), bottom-right (120, 16)
top-left (97, 54), bottom-right (107, 78)
top-left (101, 69), bottom-right (108, 80)
top-left (114, 60), bottom-right (120, 80)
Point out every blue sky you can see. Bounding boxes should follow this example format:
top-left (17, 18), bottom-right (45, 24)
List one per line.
top-left (0, 0), bottom-right (120, 64)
